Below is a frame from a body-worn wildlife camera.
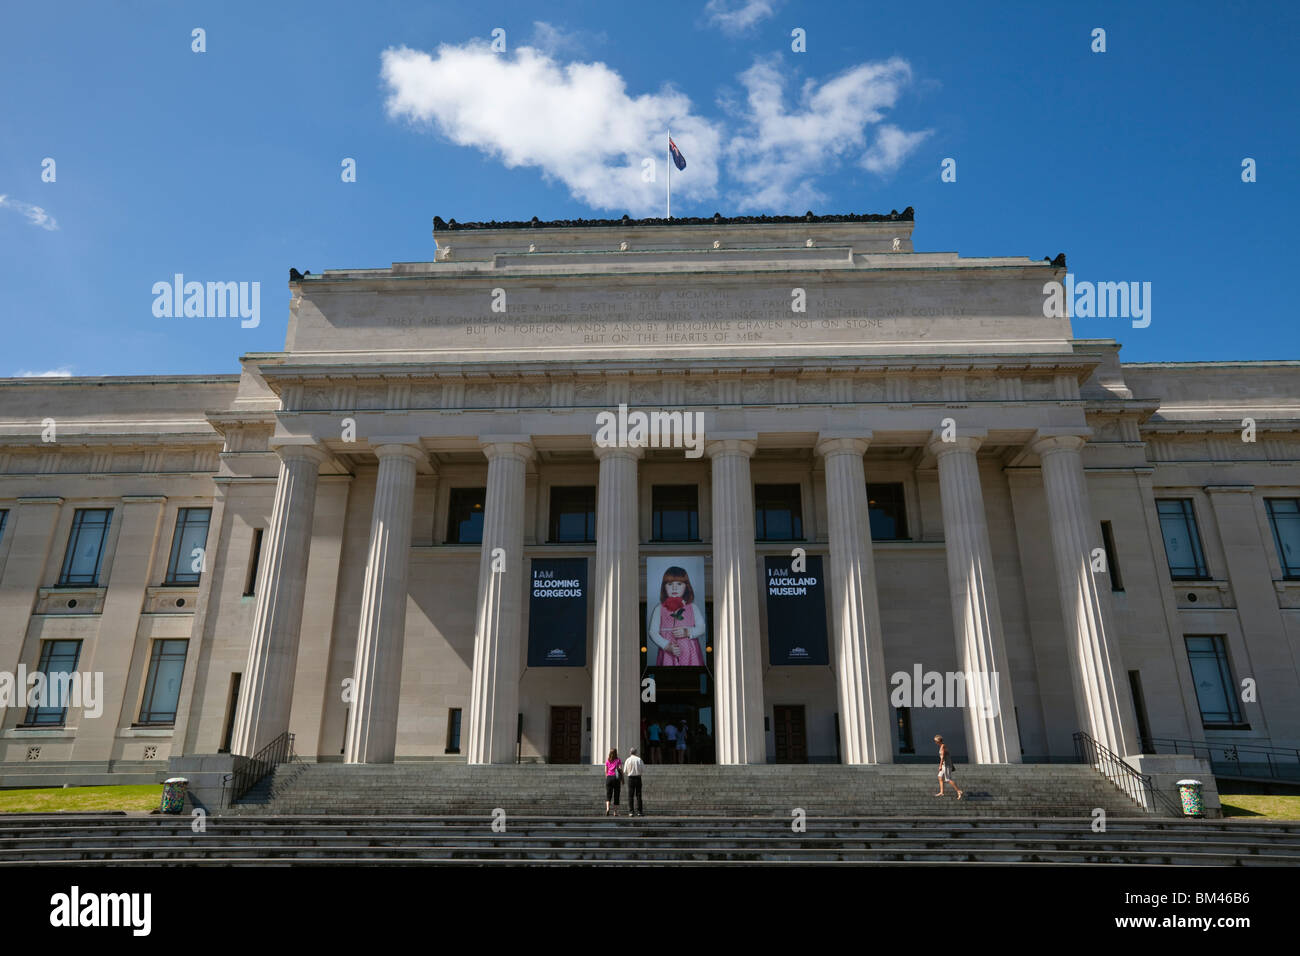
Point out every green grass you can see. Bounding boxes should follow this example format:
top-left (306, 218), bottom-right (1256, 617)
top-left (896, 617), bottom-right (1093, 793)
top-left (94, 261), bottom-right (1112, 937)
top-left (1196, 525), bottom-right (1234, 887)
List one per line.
top-left (1218, 794), bottom-right (1300, 819)
top-left (0, 785), bottom-right (162, 814)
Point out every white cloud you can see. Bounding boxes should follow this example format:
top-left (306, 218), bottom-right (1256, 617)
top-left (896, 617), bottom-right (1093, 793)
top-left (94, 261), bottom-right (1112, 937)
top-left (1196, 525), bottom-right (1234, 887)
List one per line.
top-left (528, 21), bottom-right (605, 57)
top-left (381, 42), bottom-right (721, 216)
top-left (862, 124), bottom-right (932, 175)
top-left (0, 194), bottom-right (58, 231)
top-left (724, 58), bottom-right (931, 211)
top-left (15, 367), bottom-right (73, 377)
top-left (705, 0), bottom-right (779, 34)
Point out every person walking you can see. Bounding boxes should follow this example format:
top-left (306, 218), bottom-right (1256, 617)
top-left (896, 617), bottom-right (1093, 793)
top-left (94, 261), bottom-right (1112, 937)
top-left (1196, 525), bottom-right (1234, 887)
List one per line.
top-left (675, 720), bottom-right (689, 764)
top-left (647, 721), bottom-right (662, 764)
top-left (663, 719), bottom-right (678, 760)
top-left (604, 748), bottom-right (623, 815)
top-left (934, 735), bottom-right (963, 799)
top-left (624, 747), bottom-right (645, 816)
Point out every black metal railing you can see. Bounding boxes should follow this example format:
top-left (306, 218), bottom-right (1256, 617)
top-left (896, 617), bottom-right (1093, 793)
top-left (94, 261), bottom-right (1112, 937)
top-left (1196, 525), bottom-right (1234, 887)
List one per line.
top-left (1144, 736), bottom-right (1300, 781)
top-left (222, 731), bottom-right (296, 809)
top-left (1074, 731), bottom-right (1181, 816)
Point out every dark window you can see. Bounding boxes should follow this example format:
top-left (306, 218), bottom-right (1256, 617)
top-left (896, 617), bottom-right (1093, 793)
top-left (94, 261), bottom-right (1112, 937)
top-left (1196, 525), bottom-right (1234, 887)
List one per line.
top-left (1100, 520), bottom-right (1124, 591)
top-left (754, 484), bottom-right (803, 541)
top-left (652, 485), bottom-right (699, 541)
top-left (1184, 636), bottom-right (1246, 728)
top-left (0, 509), bottom-right (8, 546)
top-left (895, 707), bottom-right (914, 754)
top-left (867, 483), bottom-right (908, 540)
top-left (1157, 499), bottom-right (1208, 580)
top-left (58, 509), bottom-right (112, 586)
top-left (23, 640), bottom-right (82, 726)
top-left (138, 640), bottom-right (189, 725)
top-left (243, 528), bottom-right (264, 597)
top-left (1265, 499), bottom-right (1300, 579)
top-left (549, 486), bottom-right (596, 543)
top-left (446, 487), bottom-right (487, 544)
top-left (165, 508), bottom-right (211, 585)
top-left (445, 708), bottom-right (463, 754)
top-left (1128, 670), bottom-right (1152, 752)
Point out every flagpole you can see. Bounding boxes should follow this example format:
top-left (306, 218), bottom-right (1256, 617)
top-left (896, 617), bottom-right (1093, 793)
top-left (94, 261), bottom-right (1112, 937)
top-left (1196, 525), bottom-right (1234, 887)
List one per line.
top-left (666, 128), bottom-right (671, 219)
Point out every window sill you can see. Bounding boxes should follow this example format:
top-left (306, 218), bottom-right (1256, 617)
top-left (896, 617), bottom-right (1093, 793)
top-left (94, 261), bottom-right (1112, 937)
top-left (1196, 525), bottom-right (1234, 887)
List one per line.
top-left (1202, 723), bottom-right (1252, 732)
top-left (121, 727), bottom-right (175, 737)
top-left (6, 728), bottom-right (75, 738)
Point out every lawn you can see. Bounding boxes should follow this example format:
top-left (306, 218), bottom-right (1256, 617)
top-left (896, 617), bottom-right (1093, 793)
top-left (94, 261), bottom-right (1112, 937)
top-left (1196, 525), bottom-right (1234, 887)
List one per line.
top-left (1218, 793), bottom-right (1300, 819)
top-left (0, 785), bottom-right (161, 814)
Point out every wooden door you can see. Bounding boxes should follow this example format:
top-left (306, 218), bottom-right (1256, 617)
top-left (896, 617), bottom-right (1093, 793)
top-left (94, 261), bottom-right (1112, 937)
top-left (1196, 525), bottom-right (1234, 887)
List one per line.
top-left (773, 705), bottom-right (807, 763)
top-left (549, 706), bottom-right (582, 764)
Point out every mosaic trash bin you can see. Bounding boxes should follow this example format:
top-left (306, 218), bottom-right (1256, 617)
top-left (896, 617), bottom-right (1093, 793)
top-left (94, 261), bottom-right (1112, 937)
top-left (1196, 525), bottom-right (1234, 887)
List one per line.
top-left (1176, 778), bottom-right (1204, 817)
top-left (160, 777), bottom-right (188, 814)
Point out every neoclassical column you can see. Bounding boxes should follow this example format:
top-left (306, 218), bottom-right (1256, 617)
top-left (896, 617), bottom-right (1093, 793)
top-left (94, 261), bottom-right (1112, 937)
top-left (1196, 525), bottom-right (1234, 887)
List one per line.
top-left (232, 441), bottom-right (327, 757)
top-left (465, 437), bottom-right (532, 764)
top-left (706, 437), bottom-right (766, 764)
top-left (344, 442), bottom-right (424, 764)
top-left (815, 434), bottom-right (893, 764)
top-left (1030, 432), bottom-right (1139, 756)
top-left (590, 444), bottom-right (642, 763)
top-left (927, 430), bottom-right (1021, 763)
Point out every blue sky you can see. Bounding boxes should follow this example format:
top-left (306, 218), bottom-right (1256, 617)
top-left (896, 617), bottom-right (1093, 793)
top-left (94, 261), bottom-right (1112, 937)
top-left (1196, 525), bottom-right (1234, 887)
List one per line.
top-left (1, 0), bottom-right (1296, 377)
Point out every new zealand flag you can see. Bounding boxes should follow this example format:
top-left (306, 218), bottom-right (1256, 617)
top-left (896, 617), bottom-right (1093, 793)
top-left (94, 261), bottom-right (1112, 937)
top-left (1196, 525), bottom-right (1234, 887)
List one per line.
top-left (669, 137), bottom-right (686, 171)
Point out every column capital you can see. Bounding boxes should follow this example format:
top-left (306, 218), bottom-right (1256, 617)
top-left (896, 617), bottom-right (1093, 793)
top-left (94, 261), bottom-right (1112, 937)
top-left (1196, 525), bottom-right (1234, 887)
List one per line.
top-left (1029, 429), bottom-right (1091, 457)
top-left (270, 438), bottom-right (330, 466)
top-left (927, 428), bottom-right (986, 458)
top-left (480, 436), bottom-right (535, 463)
top-left (815, 432), bottom-right (872, 458)
top-left (593, 442), bottom-right (645, 461)
top-left (705, 435), bottom-right (757, 459)
top-left (371, 442), bottom-right (428, 466)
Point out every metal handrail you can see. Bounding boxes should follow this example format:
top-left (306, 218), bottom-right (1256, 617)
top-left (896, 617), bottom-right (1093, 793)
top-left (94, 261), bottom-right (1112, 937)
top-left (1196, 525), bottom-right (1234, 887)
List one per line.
top-left (1143, 736), bottom-right (1300, 780)
top-left (1074, 731), bottom-right (1181, 816)
top-left (223, 731), bottom-right (296, 809)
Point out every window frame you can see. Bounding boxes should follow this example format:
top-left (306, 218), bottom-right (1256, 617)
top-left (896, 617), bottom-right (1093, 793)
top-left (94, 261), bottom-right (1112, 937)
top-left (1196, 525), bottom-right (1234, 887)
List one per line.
top-left (164, 507), bottom-right (211, 586)
top-left (866, 482), bottom-right (909, 541)
top-left (137, 639), bottom-right (189, 726)
top-left (651, 484), bottom-right (700, 542)
top-left (1265, 498), bottom-right (1300, 580)
top-left (547, 485), bottom-right (597, 543)
top-left (1184, 635), bottom-right (1247, 729)
top-left (753, 483), bottom-right (804, 541)
top-left (445, 487), bottom-right (487, 545)
top-left (1156, 498), bottom-right (1209, 580)
top-left (22, 640), bottom-right (83, 727)
top-left (57, 508), bottom-right (113, 587)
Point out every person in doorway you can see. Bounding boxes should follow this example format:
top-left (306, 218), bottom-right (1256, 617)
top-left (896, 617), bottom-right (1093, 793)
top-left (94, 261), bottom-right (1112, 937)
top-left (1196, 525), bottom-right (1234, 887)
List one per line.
top-left (675, 720), bottom-right (689, 764)
top-left (624, 747), bottom-right (645, 816)
top-left (934, 735), bottom-right (963, 799)
top-left (604, 748), bottom-right (623, 815)
top-left (646, 567), bottom-right (706, 666)
top-left (647, 721), bottom-right (662, 763)
top-left (663, 719), bottom-right (678, 757)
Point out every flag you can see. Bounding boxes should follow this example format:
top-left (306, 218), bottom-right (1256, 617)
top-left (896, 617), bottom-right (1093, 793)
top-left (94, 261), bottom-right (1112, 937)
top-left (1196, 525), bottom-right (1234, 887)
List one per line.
top-left (669, 137), bottom-right (686, 171)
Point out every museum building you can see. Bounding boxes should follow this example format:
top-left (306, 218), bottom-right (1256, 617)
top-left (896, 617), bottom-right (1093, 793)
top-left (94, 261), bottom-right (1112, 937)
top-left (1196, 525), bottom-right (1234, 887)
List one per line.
top-left (1, 210), bottom-right (1299, 782)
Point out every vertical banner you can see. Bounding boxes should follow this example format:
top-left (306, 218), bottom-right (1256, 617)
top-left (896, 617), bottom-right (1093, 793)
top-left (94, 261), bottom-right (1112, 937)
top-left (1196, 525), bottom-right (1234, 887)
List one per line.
top-left (764, 555), bottom-right (829, 665)
top-left (644, 556), bottom-right (707, 667)
top-left (526, 558), bottom-right (588, 667)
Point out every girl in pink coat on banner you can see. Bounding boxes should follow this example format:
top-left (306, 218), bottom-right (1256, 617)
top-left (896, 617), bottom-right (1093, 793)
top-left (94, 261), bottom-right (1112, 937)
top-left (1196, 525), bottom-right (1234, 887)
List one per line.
top-left (646, 566), bottom-right (706, 666)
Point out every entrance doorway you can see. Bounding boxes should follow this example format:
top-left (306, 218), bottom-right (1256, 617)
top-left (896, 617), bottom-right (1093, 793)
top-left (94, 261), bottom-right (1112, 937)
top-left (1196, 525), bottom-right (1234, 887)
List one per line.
top-left (641, 666), bottom-right (715, 764)
top-left (548, 706), bottom-right (582, 764)
top-left (773, 705), bottom-right (808, 763)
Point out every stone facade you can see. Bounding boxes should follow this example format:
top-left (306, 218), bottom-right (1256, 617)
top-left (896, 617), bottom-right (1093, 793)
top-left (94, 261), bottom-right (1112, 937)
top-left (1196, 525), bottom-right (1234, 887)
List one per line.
top-left (1, 214), bottom-right (1298, 778)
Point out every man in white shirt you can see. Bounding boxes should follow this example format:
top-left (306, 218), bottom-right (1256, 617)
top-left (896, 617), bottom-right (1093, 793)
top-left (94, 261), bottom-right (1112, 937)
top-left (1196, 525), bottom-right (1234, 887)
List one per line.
top-left (624, 747), bottom-right (645, 816)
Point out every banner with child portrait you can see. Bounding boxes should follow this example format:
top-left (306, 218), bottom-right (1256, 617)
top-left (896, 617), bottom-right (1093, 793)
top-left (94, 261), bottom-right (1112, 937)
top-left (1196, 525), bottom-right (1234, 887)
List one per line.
top-left (644, 556), bottom-right (707, 668)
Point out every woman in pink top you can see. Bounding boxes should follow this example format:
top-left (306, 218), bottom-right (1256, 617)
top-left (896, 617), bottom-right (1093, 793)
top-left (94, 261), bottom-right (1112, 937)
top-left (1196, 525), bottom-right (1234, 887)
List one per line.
top-left (604, 748), bottom-right (623, 816)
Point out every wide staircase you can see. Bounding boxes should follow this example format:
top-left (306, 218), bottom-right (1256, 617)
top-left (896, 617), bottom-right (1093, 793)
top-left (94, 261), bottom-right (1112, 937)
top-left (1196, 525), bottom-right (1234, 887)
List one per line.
top-left (227, 763), bottom-right (1162, 818)
top-left (2, 814), bottom-right (1298, 865)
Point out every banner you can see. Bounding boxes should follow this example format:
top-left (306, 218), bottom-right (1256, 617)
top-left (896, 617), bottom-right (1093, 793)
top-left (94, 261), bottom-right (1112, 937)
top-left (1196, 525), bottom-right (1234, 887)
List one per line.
top-left (764, 555), bottom-right (829, 665)
top-left (644, 555), bottom-right (707, 667)
top-left (526, 558), bottom-right (588, 667)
